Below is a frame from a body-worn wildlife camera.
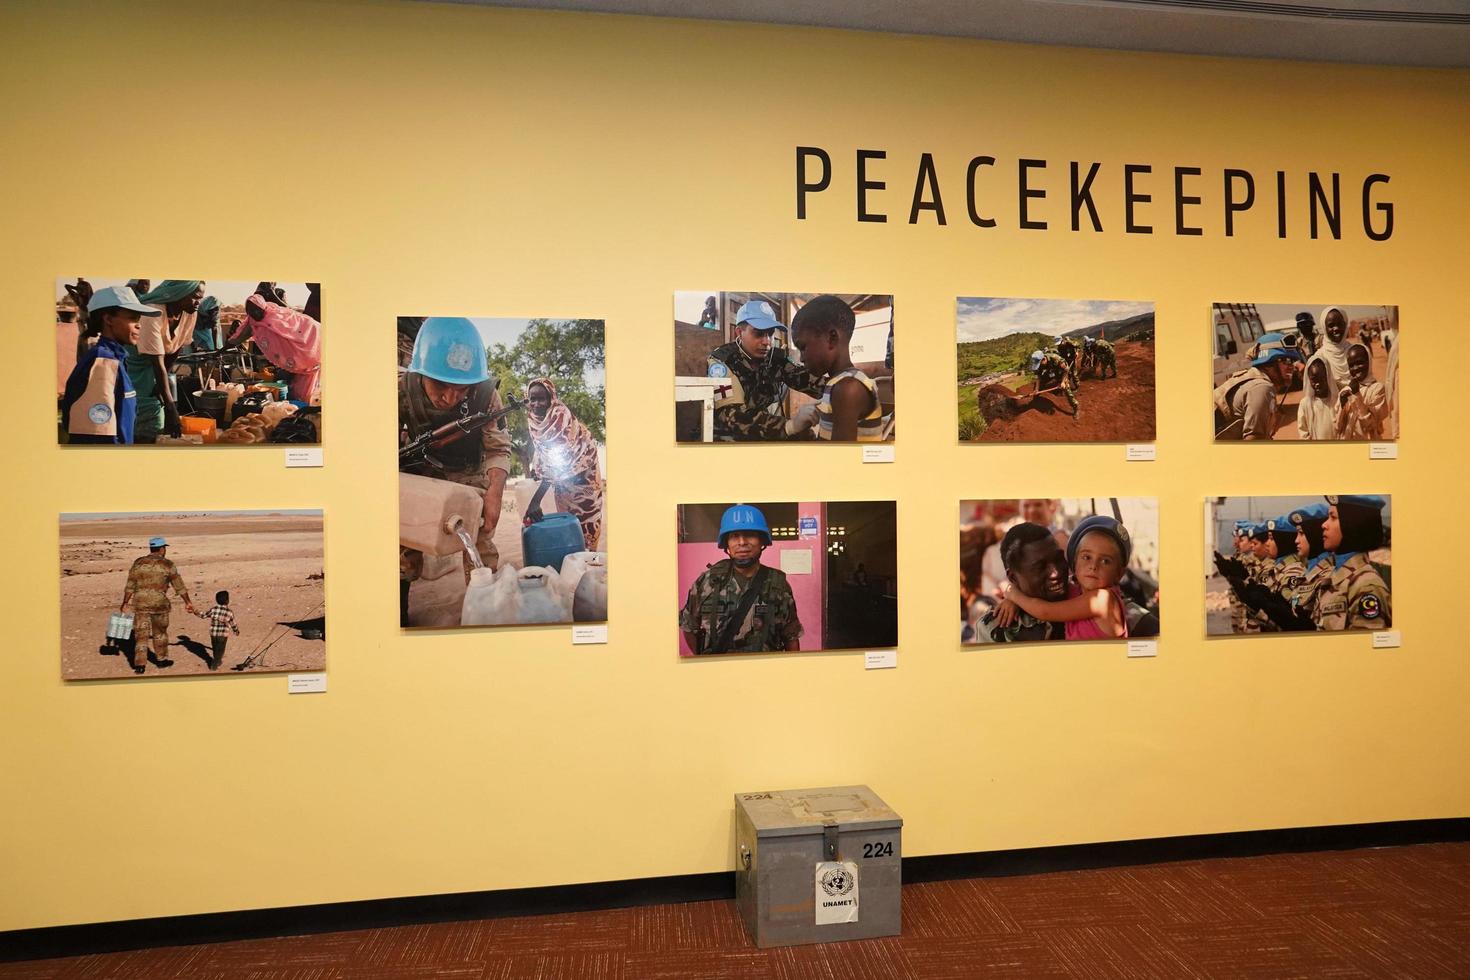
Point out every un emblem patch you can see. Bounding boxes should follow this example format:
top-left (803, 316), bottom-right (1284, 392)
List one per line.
top-left (87, 403), bottom-right (113, 424)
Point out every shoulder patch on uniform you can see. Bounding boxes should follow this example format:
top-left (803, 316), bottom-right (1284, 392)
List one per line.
top-left (1357, 594), bottom-right (1382, 620)
top-left (87, 403), bottom-right (113, 424)
top-left (707, 360), bottom-right (729, 378)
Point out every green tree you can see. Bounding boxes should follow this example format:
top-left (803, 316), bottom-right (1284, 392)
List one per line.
top-left (485, 318), bottom-right (606, 475)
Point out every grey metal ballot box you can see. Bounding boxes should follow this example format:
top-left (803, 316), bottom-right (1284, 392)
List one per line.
top-left (734, 785), bottom-right (902, 948)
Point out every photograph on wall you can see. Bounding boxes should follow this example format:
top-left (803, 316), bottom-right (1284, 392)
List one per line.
top-left (960, 498), bottom-right (1160, 644)
top-left (1206, 495), bottom-right (1391, 634)
top-left (56, 278), bottom-right (322, 446)
top-left (957, 298), bottom-right (1155, 442)
top-left (673, 291), bottom-right (894, 443)
top-left (677, 501), bottom-right (896, 655)
top-left (60, 510), bottom-right (325, 680)
top-left (1212, 303), bottom-right (1399, 441)
top-left (397, 316), bottom-right (606, 629)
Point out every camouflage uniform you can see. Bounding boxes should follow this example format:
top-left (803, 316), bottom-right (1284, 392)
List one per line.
top-left (707, 341), bottom-right (823, 441)
top-left (680, 559), bottom-right (802, 653)
top-left (972, 608), bottom-right (1063, 644)
top-left (1315, 553), bottom-right (1391, 631)
top-left (1237, 553), bottom-right (1265, 633)
top-left (123, 554), bottom-right (189, 655)
top-left (1094, 339), bottom-right (1117, 378)
top-left (1036, 350), bottom-right (1079, 415)
top-left (1289, 554), bottom-right (1335, 623)
top-left (398, 371), bottom-right (513, 582)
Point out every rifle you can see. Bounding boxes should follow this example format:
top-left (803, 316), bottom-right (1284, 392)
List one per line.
top-left (399, 396), bottom-right (523, 473)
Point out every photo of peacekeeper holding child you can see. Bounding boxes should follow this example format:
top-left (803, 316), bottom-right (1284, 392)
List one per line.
top-left (1211, 303), bottom-right (1399, 441)
top-left (673, 291), bottom-right (894, 443)
top-left (960, 498), bottom-right (1160, 645)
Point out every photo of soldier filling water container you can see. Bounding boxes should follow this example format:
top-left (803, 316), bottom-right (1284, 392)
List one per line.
top-left (397, 316), bottom-right (608, 629)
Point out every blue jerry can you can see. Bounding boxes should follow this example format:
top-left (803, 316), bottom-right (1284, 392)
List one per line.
top-left (521, 512), bottom-right (584, 572)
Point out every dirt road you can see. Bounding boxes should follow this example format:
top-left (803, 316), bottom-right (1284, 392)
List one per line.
top-left (974, 341), bottom-right (1157, 442)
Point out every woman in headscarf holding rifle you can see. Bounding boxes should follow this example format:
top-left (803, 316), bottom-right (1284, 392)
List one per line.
top-left (525, 377), bottom-right (603, 551)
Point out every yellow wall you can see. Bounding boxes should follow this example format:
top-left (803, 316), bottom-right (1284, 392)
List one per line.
top-left (3, 0), bottom-right (1467, 932)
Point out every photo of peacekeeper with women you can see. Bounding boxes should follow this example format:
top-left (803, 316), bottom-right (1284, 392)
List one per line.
top-left (397, 316), bottom-right (608, 630)
top-left (1206, 495), bottom-right (1391, 635)
top-left (960, 498), bottom-right (1160, 645)
top-left (1212, 303), bottom-right (1399, 441)
top-left (673, 291), bottom-right (894, 443)
top-left (56, 278), bottom-right (322, 446)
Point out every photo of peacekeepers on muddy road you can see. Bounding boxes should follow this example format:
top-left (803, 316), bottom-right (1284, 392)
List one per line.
top-left (957, 298), bottom-right (1156, 442)
top-left (1212, 304), bottom-right (1399, 441)
top-left (397, 316), bottom-right (607, 630)
top-left (59, 511), bottom-right (325, 680)
top-left (674, 291), bottom-right (894, 443)
top-left (56, 278), bottom-right (322, 446)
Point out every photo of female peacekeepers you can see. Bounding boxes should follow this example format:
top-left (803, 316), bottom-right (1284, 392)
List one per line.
top-left (56, 278), bottom-right (322, 446)
top-left (1206, 495), bottom-right (1391, 635)
top-left (673, 292), bottom-right (894, 443)
top-left (1212, 303), bottom-right (1399, 441)
top-left (397, 316), bottom-right (607, 630)
top-left (677, 501), bottom-right (897, 655)
top-left (960, 498), bottom-right (1160, 645)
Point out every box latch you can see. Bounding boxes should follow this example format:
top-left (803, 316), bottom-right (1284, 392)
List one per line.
top-left (822, 820), bottom-right (839, 861)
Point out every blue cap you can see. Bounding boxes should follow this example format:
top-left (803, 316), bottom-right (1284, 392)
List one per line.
top-left (1266, 515), bottom-right (1297, 532)
top-left (1326, 494), bottom-right (1387, 510)
top-left (1249, 332), bottom-right (1306, 368)
top-left (1289, 503), bottom-right (1329, 527)
top-left (733, 300), bottom-right (783, 331)
top-left (148, 536), bottom-right (167, 548)
top-left (1067, 515), bottom-right (1132, 568)
top-left (1250, 522), bottom-right (1269, 539)
top-left (1233, 519), bottom-right (1253, 532)
top-left (88, 285), bottom-right (160, 317)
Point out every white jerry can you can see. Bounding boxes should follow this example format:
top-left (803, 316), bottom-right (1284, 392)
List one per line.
top-left (106, 612), bottom-right (134, 640)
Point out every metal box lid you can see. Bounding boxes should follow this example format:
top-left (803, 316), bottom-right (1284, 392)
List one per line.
top-left (735, 785), bottom-right (902, 838)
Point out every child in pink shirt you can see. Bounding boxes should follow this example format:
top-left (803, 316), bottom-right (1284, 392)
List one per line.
top-left (998, 515), bottom-right (1130, 640)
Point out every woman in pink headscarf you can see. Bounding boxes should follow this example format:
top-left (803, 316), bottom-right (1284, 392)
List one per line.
top-left (230, 293), bottom-right (322, 402)
top-left (525, 377), bottom-right (603, 551)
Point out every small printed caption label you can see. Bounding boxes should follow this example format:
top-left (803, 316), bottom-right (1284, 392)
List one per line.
top-left (572, 624), bottom-right (608, 644)
top-left (288, 673), bottom-right (327, 694)
top-left (864, 650), bottom-right (898, 670)
top-left (1372, 630), bottom-right (1401, 649)
top-left (862, 445), bottom-right (895, 464)
top-left (1369, 443), bottom-right (1398, 460)
top-left (285, 448), bottom-right (323, 468)
top-left (1127, 640), bottom-right (1158, 658)
top-left (1126, 444), bottom-right (1157, 462)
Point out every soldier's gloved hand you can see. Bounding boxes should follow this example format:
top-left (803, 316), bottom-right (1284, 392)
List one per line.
top-left (784, 403), bottom-right (820, 437)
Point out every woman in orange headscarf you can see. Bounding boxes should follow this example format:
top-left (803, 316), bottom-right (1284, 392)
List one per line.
top-left (525, 378), bottom-right (603, 551)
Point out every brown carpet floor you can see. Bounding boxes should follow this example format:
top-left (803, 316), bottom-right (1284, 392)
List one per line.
top-left (4, 842), bottom-right (1469, 979)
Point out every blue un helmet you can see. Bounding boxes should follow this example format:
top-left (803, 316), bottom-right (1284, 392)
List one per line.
top-left (718, 504), bottom-right (772, 549)
top-left (1249, 331), bottom-right (1305, 368)
top-left (1067, 515), bottom-right (1132, 569)
top-left (408, 317), bottom-right (489, 385)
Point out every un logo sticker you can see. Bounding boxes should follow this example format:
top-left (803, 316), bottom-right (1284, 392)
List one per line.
top-left (708, 361), bottom-right (729, 378)
top-left (820, 867), bottom-right (854, 897)
top-left (445, 343), bottom-right (474, 372)
top-left (87, 403), bottom-right (113, 424)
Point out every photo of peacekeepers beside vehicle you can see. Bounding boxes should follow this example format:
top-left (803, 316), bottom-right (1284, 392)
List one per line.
top-left (960, 498), bottom-right (1160, 645)
top-left (397, 316), bottom-right (608, 630)
top-left (1206, 495), bottom-right (1391, 635)
top-left (956, 297), bottom-right (1155, 443)
top-left (673, 291), bottom-right (894, 443)
top-left (56, 278), bottom-right (322, 446)
top-left (677, 501), bottom-right (897, 656)
top-left (1212, 303), bottom-right (1399, 441)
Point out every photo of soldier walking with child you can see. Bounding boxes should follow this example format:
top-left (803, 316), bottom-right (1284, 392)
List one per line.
top-left (960, 498), bottom-right (1160, 645)
top-left (1206, 495), bottom-right (1391, 635)
top-left (957, 298), bottom-right (1156, 442)
top-left (59, 511), bottom-right (325, 680)
top-left (397, 316), bottom-right (608, 630)
top-left (673, 292), bottom-right (894, 443)
top-left (1212, 303), bottom-right (1399, 441)
top-left (56, 278), bottom-right (323, 446)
